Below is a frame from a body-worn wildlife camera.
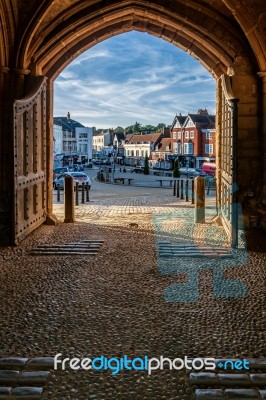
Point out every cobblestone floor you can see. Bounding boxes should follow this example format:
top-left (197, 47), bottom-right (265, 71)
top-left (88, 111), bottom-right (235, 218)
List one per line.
top-left (0, 195), bottom-right (265, 399)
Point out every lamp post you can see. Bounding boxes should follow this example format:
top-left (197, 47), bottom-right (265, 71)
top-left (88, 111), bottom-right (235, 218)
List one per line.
top-left (112, 146), bottom-right (116, 182)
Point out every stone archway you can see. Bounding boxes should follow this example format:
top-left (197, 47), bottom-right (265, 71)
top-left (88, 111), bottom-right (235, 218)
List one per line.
top-left (0, 0), bottom-right (265, 245)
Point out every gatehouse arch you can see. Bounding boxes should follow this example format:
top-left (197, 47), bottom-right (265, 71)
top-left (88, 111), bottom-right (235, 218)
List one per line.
top-left (0, 0), bottom-right (265, 244)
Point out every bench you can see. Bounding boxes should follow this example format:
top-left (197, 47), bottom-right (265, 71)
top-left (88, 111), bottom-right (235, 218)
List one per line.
top-left (114, 177), bottom-right (134, 185)
top-left (127, 178), bottom-right (134, 185)
top-left (156, 179), bottom-right (174, 187)
top-left (114, 177), bottom-right (125, 184)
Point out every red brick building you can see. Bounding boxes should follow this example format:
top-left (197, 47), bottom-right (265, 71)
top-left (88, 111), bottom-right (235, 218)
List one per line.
top-left (171, 109), bottom-right (216, 168)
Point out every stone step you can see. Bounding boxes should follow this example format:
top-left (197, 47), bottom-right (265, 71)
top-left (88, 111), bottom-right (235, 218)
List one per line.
top-left (0, 358), bottom-right (54, 371)
top-left (29, 239), bottom-right (104, 256)
top-left (11, 387), bottom-right (43, 399)
top-left (29, 250), bottom-right (99, 255)
top-left (0, 359), bottom-right (28, 370)
top-left (0, 370), bottom-right (50, 385)
top-left (195, 388), bottom-right (265, 399)
top-left (0, 357), bottom-right (54, 399)
top-left (190, 372), bottom-right (266, 387)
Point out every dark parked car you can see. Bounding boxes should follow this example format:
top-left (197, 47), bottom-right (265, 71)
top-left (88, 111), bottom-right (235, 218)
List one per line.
top-left (187, 168), bottom-right (207, 177)
top-left (179, 167), bottom-right (189, 175)
top-left (53, 167), bottom-right (69, 179)
top-left (131, 166), bottom-right (144, 173)
top-left (73, 164), bottom-right (84, 171)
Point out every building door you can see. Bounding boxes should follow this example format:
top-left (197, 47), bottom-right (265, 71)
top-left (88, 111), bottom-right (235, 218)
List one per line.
top-left (13, 77), bottom-right (48, 244)
top-left (217, 74), bottom-right (239, 247)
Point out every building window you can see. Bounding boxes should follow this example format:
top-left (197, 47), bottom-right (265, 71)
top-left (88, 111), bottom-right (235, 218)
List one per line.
top-left (177, 132), bottom-right (182, 139)
top-left (79, 133), bottom-right (88, 138)
top-left (131, 150), bottom-right (134, 157)
top-left (136, 150), bottom-right (139, 157)
top-left (185, 131), bottom-right (189, 139)
top-left (205, 144), bottom-right (214, 154)
top-left (184, 143), bottom-right (193, 154)
top-left (206, 131), bottom-right (212, 139)
top-left (141, 150), bottom-right (144, 157)
top-left (177, 143), bottom-right (182, 154)
top-left (173, 132), bottom-right (177, 139)
top-left (190, 131), bottom-right (194, 139)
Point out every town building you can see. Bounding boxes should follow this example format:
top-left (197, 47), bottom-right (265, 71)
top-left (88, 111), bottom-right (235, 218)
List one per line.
top-left (171, 109), bottom-right (216, 168)
top-left (150, 137), bottom-right (172, 169)
top-left (53, 113), bottom-right (93, 166)
top-left (123, 132), bottom-right (164, 166)
top-left (92, 129), bottom-right (113, 152)
top-left (112, 132), bottom-right (125, 163)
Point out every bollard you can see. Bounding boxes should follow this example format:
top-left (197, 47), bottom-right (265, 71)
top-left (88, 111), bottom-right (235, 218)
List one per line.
top-left (185, 179), bottom-right (189, 202)
top-left (194, 176), bottom-right (205, 223)
top-left (191, 179), bottom-right (195, 204)
top-left (57, 183), bottom-right (60, 202)
top-left (176, 179), bottom-right (180, 198)
top-left (64, 175), bottom-right (74, 223)
top-left (81, 182), bottom-right (85, 204)
top-left (86, 182), bottom-right (90, 202)
top-left (180, 179), bottom-right (184, 199)
top-left (75, 182), bottom-right (79, 206)
top-left (173, 180), bottom-right (176, 196)
top-left (207, 178), bottom-right (211, 195)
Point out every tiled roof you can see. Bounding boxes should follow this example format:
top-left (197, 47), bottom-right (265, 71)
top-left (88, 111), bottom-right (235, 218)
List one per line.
top-left (126, 133), bottom-right (161, 144)
top-left (114, 132), bottom-right (125, 141)
top-left (187, 114), bottom-right (215, 127)
top-left (125, 134), bottom-right (134, 142)
top-left (53, 117), bottom-right (85, 131)
top-left (171, 114), bottom-right (187, 129)
top-left (156, 137), bottom-right (171, 152)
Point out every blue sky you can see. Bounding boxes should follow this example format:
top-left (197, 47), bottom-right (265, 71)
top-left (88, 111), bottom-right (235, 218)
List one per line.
top-left (54, 31), bottom-right (216, 129)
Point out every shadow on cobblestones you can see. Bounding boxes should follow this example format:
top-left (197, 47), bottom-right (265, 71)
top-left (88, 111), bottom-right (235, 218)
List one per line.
top-left (0, 195), bottom-right (265, 399)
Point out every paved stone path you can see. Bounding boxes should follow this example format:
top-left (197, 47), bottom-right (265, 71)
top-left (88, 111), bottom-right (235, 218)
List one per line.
top-left (0, 194), bottom-right (265, 399)
top-left (0, 357), bottom-right (54, 399)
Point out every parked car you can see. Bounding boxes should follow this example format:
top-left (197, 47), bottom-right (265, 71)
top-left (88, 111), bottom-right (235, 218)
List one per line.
top-left (53, 167), bottom-right (69, 179)
top-left (187, 168), bottom-right (207, 178)
top-left (131, 166), bottom-right (144, 173)
top-left (72, 163), bottom-right (84, 171)
top-left (201, 162), bottom-right (216, 176)
top-left (53, 172), bottom-right (92, 189)
top-left (179, 167), bottom-right (189, 175)
top-left (178, 167), bottom-right (207, 177)
top-left (100, 160), bottom-right (112, 165)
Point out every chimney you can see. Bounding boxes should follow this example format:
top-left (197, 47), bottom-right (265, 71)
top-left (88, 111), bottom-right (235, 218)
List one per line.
top-left (197, 108), bottom-right (208, 115)
top-left (67, 112), bottom-right (70, 120)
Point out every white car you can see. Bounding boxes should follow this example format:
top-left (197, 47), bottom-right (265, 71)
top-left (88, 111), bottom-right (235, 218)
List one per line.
top-left (53, 172), bottom-right (91, 189)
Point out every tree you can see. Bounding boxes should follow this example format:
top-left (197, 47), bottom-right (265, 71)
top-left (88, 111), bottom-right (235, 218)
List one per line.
top-left (156, 123), bottom-right (166, 130)
top-left (133, 121), bottom-right (142, 133)
top-left (173, 158), bottom-right (180, 178)
top-left (144, 155), bottom-right (150, 175)
top-left (144, 124), bottom-right (156, 133)
top-left (125, 125), bottom-right (133, 134)
top-left (114, 126), bottom-right (124, 133)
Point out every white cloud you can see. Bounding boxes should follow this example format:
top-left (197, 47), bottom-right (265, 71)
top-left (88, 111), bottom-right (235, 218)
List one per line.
top-left (54, 31), bottom-right (216, 128)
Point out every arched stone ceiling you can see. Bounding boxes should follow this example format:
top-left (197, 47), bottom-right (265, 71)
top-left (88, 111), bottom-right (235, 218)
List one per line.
top-left (3, 0), bottom-right (265, 79)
